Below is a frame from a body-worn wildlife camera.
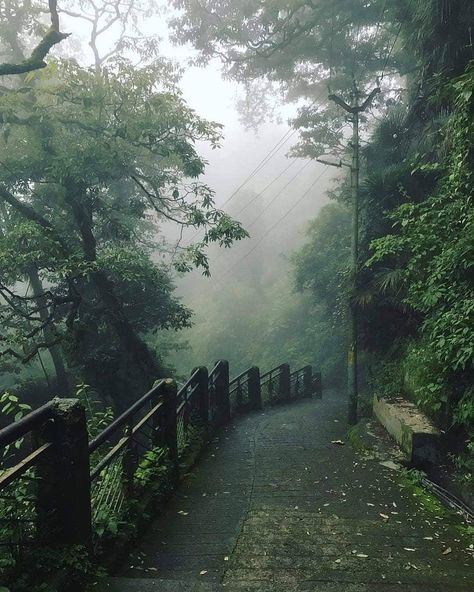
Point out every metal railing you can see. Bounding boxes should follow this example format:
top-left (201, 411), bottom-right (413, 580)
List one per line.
top-left (88, 379), bottom-right (174, 542)
top-left (0, 402), bottom-right (55, 565)
top-left (0, 360), bottom-right (321, 575)
top-left (289, 365), bottom-right (312, 399)
top-left (176, 368), bottom-right (207, 458)
top-left (260, 363), bottom-right (290, 404)
top-left (229, 366), bottom-right (261, 414)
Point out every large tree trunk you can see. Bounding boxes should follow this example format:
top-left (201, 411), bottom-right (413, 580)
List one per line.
top-left (64, 181), bottom-right (160, 410)
top-left (27, 265), bottom-right (70, 397)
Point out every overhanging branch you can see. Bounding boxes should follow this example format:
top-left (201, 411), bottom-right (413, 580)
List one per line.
top-left (0, 0), bottom-right (70, 76)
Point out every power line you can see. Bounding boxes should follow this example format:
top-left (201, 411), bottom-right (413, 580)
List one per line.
top-left (209, 159), bottom-right (312, 266)
top-left (359, 0), bottom-right (388, 74)
top-left (245, 160), bottom-right (312, 231)
top-left (220, 128), bottom-right (294, 210)
top-left (183, 127), bottom-right (295, 246)
top-left (381, 18), bottom-right (404, 80)
top-left (219, 165), bottom-right (329, 281)
top-left (233, 158), bottom-right (298, 217)
top-left (184, 90), bottom-right (327, 246)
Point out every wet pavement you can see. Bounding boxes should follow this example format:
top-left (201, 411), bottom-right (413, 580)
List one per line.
top-left (108, 391), bottom-right (474, 591)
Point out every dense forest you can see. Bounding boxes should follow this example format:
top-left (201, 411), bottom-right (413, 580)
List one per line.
top-left (0, 0), bottom-right (472, 531)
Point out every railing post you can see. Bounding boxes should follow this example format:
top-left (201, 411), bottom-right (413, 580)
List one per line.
top-left (279, 364), bottom-right (291, 402)
top-left (303, 366), bottom-right (313, 398)
top-left (193, 367), bottom-right (209, 430)
top-left (214, 360), bottom-right (230, 425)
top-left (313, 371), bottom-right (322, 399)
top-left (34, 398), bottom-right (92, 549)
top-left (248, 366), bottom-right (262, 411)
top-left (160, 379), bottom-right (179, 473)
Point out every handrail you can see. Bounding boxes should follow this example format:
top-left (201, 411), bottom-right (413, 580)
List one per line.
top-left (88, 379), bottom-right (166, 453)
top-left (229, 367), bottom-right (252, 386)
top-left (209, 360), bottom-right (225, 378)
top-left (0, 443), bottom-right (53, 489)
top-left (290, 365), bottom-right (311, 378)
top-left (0, 401), bottom-right (54, 448)
top-left (177, 367), bottom-right (201, 400)
top-left (176, 382), bottom-right (199, 414)
top-left (260, 364), bottom-right (285, 381)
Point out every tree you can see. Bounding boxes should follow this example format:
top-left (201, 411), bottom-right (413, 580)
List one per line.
top-left (0, 58), bottom-right (246, 408)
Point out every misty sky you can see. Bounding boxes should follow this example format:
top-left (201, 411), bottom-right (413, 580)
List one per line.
top-left (59, 1), bottom-right (335, 305)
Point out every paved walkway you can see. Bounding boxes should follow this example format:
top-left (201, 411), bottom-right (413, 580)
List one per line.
top-left (109, 391), bottom-right (473, 591)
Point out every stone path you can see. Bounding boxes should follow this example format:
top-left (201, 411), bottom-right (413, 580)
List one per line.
top-left (108, 391), bottom-right (474, 591)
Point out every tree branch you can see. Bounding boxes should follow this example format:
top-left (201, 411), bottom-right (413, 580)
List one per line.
top-left (0, 0), bottom-right (70, 76)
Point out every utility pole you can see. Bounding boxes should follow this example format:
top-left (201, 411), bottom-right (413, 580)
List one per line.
top-left (317, 81), bottom-right (380, 425)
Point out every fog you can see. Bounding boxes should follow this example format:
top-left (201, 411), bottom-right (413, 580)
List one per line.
top-left (58, 2), bottom-right (337, 376)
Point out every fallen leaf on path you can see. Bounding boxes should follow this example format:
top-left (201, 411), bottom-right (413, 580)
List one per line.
top-left (199, 570), bottom-right (208, 575)
top-left (379, 460), bottom-right (401, 471)
top-left (331, 440), bottom-right (345, 445)
top-left (442, 547), bottom-right (452, 555)
top-left (404, 548), bottom-right (416, 552)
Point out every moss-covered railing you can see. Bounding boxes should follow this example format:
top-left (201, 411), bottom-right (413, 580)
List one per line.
top-left (0, 361), bottom-right (321, 585)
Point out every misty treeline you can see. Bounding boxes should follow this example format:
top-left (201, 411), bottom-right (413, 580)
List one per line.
top-left (0, 0), bottom-right (473, 478)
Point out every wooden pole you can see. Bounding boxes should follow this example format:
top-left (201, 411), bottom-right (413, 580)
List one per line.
top-left (328, 84), bottom-right (380, 425)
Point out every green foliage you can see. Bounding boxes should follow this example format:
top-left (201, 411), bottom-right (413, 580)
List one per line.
top-left (0, 53), bottom-right (247, 406)
top-left (0, 393), bottom-right (33, 578)
top-left (347, 424), bottom-right (372, 454)
top-left (402, 339), bottom-right (451, 418)
top-left (368, 359), bottom-right (404, 401)
top-left (4, 544), bottom-right (105, 592)
top-left (367, 65), bottom-right (474, 431)
top-left (134, 447), bottom-right (171, 490)
top-left (450, 440), bottom-right (474, 487)
top-left (75, 383), bottom-right (114, 439)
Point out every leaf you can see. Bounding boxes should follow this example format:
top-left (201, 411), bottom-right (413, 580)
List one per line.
top-left (199, 570), bottom-right (208, 575)
top-left (442, 547), bottom-right (452, 555)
